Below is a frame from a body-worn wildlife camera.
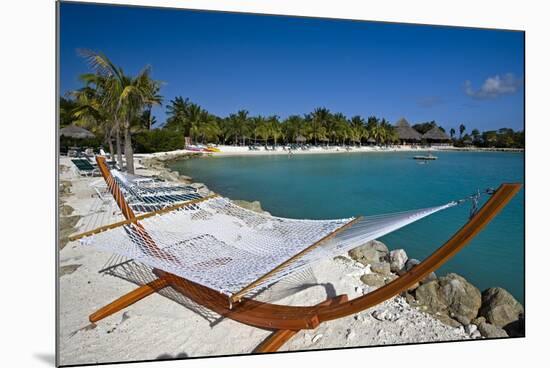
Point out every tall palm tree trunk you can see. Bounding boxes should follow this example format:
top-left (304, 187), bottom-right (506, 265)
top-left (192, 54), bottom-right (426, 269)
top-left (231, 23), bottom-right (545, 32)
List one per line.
top-left (124, 123), bottom-right (135, 174)
top-left (116, 126), bottom-right (123, 166)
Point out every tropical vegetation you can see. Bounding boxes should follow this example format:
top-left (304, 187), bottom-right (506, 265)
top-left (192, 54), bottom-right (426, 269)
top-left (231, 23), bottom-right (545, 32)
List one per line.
top-left (162, 100), bottom-right (400, 148)
top-left (65, 50), bottom-right (162, 173)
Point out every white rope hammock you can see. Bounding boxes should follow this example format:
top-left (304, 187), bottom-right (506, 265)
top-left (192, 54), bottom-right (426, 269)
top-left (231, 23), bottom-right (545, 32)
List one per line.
top-left (81, 193), bottom-right (456, 299)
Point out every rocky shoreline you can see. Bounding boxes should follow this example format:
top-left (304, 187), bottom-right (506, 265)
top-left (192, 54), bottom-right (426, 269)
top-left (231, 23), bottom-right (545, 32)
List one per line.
top-left (347, 240), bottom-right (524, 338)
top-left (138, 151), bottom-right (524, 340)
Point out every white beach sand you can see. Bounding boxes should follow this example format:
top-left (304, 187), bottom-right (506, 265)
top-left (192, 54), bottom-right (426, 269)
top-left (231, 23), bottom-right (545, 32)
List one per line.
top-left (155, 144), bottom-right (431, 157)
top-left (58, 155), bottom-right (470, 366)
top-left (139, 144), bottom-right (521, 160)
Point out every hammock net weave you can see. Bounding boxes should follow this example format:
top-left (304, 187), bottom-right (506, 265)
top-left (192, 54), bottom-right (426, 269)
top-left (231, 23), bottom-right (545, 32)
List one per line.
top-left (81, 194), bottom-right (455, 299)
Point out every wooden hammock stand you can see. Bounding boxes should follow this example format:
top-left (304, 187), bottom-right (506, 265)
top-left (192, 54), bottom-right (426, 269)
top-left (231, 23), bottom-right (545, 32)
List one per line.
top-left (85, 156), bottom-right (521, 353)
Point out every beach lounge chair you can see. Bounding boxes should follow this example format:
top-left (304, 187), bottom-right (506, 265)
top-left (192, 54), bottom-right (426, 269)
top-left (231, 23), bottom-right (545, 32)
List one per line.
top-left (89, 170), bottom-right (199, 206)
top-left (70, 156), bottom-right (521, 353)
top-left (99, 169), bottom-right (203, 213)
top-left (71, 158), bottom-right (100, 177)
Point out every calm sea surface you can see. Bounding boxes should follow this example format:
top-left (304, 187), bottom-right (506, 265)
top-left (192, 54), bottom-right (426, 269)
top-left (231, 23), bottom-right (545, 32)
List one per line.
top-left (170, 151), bottom-right (525, 303)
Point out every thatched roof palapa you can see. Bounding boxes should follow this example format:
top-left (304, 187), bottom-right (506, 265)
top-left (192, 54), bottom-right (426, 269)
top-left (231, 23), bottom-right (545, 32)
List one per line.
top-left (296, 135), bottom-right (307, 143)
top-left (394, 118), bottom-right (422, 141)
top-left (422, 126), bottom-right (451, 141)
top-left (60, 125), bottom-right (95, 139)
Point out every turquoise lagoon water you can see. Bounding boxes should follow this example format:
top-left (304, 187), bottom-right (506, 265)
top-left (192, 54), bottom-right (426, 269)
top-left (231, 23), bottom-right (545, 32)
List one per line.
top-left (170, 151), bottom-right (525, 303)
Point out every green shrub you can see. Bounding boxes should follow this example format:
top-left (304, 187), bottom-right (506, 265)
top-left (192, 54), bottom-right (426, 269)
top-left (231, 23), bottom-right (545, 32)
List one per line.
top-left (133, 129), bottom-right (185, 153)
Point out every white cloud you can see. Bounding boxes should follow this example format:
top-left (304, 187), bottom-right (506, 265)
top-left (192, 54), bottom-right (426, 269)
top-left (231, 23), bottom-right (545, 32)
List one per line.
top-left (464, 73), bottom-right (522, 99)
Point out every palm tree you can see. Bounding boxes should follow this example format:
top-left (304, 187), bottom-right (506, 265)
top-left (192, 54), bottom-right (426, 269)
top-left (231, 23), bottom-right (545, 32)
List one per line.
top-left (459, 124), bottom-right (466, 139)
top-left (369, 123), bottom-right (382, 145)
top-left (219, 116), bottom-right (234, 145)
top-left (71, 73), bottom-right (118, 161)
top-left (249, 116), bottom-right (265, 144)
top-left (349, 116), bottom-right (365, 146)
top-left (238, 110), bottom-right (250, 146)
top-left (255, 118), bottom-right (270, 147)
top-left (330, 113), bottom-right (347, 145)
top-left (227, 110), bottom-right (249, 146)
top-left (267, 115), bottom-right (282, 147)
top-left (201, 114), bottom-right (221, 143)
top-left (186, 103), bottom-right (207, 143)
top-left (79, 50), bottom-right (162, 174)
top-left (331, 114), bottom-right (348, 145)
top-left (311, 107), bottom-right (331, 145)
top-left (369, 119), bottom-right (393, 146)
top-left (380, 119), bottom-right (397, 146)
top-left (450, 128), bottom-right (456, 139)
top-left (165, 96), bottom-right (192, 134)
top-left (281, 115), bottom-right (304, 143)
top-left (366, 116), bottom-right (379, 131)
top-left (59, 97), bottom-right (80, 128)
top-left (386, 126), bottom-right (399, 145)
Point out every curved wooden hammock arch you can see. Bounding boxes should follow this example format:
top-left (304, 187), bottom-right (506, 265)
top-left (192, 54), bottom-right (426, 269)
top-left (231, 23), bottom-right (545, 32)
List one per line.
top-left (88, 156), bottom-right (521, 353)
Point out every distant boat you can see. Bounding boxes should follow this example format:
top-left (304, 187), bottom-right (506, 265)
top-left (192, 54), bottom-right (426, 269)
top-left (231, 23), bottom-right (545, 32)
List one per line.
top-left (186, 145), bottom-right (206, 152)
top-left (413, 153), bottom-right (438, 160)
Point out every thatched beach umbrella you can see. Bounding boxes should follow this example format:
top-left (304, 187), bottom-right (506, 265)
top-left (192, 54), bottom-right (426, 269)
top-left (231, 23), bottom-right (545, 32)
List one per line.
top-left (394, 118), bottom-right (421, 143)
top-left (296, 135), bottom-right (307, 143)
top-left (60, 125), bottom-right (95, 139)
top-left (422, 126), bottom-right (451, 143)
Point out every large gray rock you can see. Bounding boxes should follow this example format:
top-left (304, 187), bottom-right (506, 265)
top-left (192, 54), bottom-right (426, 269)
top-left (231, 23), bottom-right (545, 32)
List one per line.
top-left (478, 288), bottom-right (524, 328)
top-left (370, 262), bottom-right (391, 275)
top-left (478, 322), bottom-right (509, 338)
top-left (389, 249), bottom-right (408, 272)
top-left (349, 240), bottom-right (389, 266)
top-left (360, 273), bottom-right (386, 288)
top-left (414, 273), bottom-right (482, 325)
top-left (157, 170), bottom-right (180, 182)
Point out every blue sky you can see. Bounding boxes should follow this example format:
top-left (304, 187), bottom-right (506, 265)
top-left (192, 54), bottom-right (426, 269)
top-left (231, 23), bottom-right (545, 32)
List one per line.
top-left (59, 2), bottom-right (524, 132)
